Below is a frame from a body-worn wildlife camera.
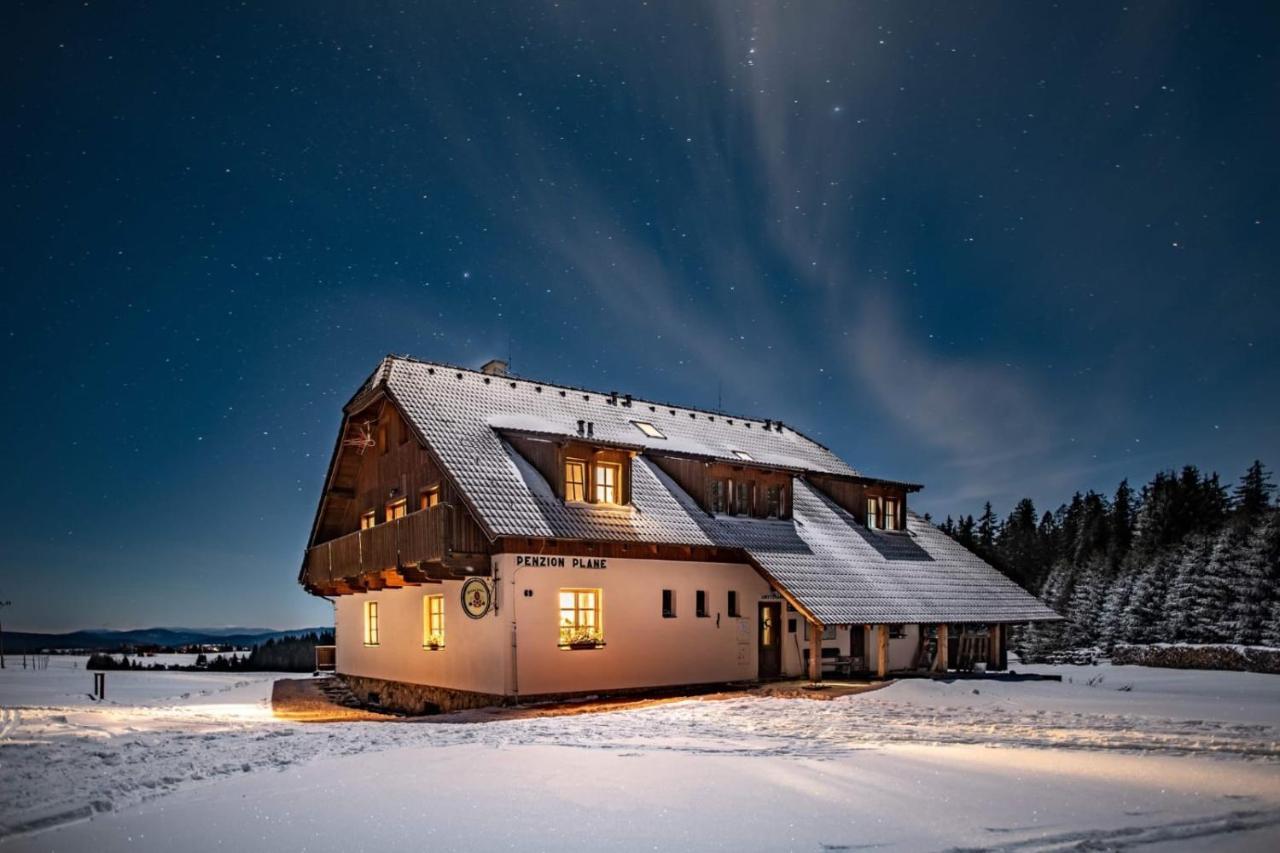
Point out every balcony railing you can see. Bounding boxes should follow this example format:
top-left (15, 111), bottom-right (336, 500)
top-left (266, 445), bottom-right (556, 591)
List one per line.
top-left (303, 506), bottom-right (461, 591)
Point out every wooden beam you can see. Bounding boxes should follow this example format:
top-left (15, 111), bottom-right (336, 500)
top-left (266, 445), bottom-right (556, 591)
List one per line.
top-left (808, 620), bottom-right (822, 683)
top-left (935, 624), bottom-right (950, 673)
top-left (876, 624), bottom-right (888, 678)
top-left (987, 624), bottom-right (1003, 670)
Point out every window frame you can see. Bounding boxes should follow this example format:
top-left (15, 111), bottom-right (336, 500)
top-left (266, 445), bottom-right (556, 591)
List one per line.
top-left (360, 510), bottom-right (376, 530)
top-left (866, 497), bottom-right (881, 530)
top-left (594, 461), bottom-right (622, 505)
top-left (662, 588), bottom-right (676, 619)
top-left (632, 420), bottom-right (666, 439)
top-left (423, 594), bottom-right (445, 649)
top-left (564, 458), bottom-right (587, 502)
top-left (708, 480), bottom-right (726, 514)
top-left (363, 600), bottom-right (380, 646)
top-left (695, 590), bottom-right (709, 618)
top-left (727, 590), bottom-right (740, 618)
top-left (765, 485), bottom-right (781, 519)
top-left (385, 498), bottom-right (408, 522)
top-left (558, 588), bottom-right (604, 648)
top-left (883, 498), bottom-right (900, 531)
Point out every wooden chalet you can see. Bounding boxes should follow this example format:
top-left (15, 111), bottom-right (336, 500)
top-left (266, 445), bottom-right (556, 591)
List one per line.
top-left (300, 356), bottom-right (1059, 713)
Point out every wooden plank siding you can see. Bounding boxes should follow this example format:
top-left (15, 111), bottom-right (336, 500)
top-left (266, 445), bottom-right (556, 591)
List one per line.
top-left (303, 398), bottom-right (491, 595)
top-left (506, 434), bottom-right (634, 506)
top-left (649, 455), bottom-right (793, 519)
top-left (806, 474), bottom-right (908, 528)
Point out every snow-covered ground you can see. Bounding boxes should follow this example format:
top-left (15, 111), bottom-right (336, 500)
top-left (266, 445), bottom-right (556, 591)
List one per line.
top-left (2, 657), bottom-right (1279, 851)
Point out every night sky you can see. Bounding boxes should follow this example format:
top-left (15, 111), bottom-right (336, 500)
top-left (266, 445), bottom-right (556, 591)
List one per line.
top-left (4, 2), bottom-right (1277, 632)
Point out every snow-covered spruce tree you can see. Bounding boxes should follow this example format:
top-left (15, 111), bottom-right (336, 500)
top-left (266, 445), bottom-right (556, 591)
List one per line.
top-left (1122, 550), bottom-right (1176, 644)
top-left (1163, 533), bottom-right (1235, 644)
top-left (1232, 510), bottom-right (1280, 645)
top-left (1098, 568), bottom-right (1137, 650)
top-left (1063, 560), bottom-right (1109, 648)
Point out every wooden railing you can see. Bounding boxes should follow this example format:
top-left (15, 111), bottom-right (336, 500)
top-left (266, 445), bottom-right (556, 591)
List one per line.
top-left (303, 506), bottom-right (451, 589)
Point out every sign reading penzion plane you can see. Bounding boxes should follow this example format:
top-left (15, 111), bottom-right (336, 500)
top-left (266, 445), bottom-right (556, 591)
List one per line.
top-left (514, 555), bottom-right (608, 569)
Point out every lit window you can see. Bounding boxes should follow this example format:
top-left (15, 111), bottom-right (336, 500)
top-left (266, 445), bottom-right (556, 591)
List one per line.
top-left (559, 588), bottom-right (603, 647)
top-left (594, 462), bottom-right (621, 504)
top-left (386, 498), bottom-right (407, 521)
top-left (565, 460), bottom-right (587, 502)
top-left (866, 498), bottom-right (881, 530)
top-left (423, 594), bottom-right (445, 649)
top-left (662, 589), bottom-right (676, 618)
top-left (419, 486), bottom-right (440, 511)
top-left (696, 590), bottom-right (709, 617)
top-left (732, 450), bottom-right (753, 460)
top-left (360, 510), bottom-right (376, 530)
top-left (364, 601), bottom-right (380, 646)
top-left (728, 590), bottom-right (740, 617)
top-left (632, 421), bottom-right (666, 439)
top-left (884, 498), bottom-right (899, 531)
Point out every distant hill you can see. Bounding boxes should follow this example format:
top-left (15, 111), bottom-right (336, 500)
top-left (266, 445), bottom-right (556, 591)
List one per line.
top-left (1, 626), bottom-right (332, 653)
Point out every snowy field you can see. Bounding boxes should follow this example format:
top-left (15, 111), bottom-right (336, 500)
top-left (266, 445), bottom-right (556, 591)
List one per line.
top-left (2, 657), bottom-right (1279, 851)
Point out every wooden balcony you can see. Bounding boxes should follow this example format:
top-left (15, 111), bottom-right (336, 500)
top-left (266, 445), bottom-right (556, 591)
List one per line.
top-left (302, 506), bottom-right (489, 595)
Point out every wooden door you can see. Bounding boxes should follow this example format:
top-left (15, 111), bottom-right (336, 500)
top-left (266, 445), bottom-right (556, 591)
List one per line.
top-left (758, 602), bottom-right (781, 679)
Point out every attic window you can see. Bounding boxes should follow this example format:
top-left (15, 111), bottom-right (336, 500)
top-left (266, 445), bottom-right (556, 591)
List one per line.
top-left (632, 421), bottom-right (666, 439)
top-left (732, 450), bottom-right (753, 460)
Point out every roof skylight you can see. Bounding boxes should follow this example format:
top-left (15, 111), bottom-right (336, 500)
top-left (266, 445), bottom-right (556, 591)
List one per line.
top-left (732, 450), bottom-right (753, 460)
top-left (632, 421), bottom-right (666, 439)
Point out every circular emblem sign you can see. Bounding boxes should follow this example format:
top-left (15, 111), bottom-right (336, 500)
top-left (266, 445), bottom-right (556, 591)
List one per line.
top-left (460, 577), bottom-right (492, 619)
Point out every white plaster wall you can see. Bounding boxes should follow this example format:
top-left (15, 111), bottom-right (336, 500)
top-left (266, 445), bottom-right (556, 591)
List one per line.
top-left (783, 615), bottom-right (856, 677)
top-left (497, 554), bottom-right (773, 697)
top-left (335, 581), bottom-right (508, 696)
top-left (852, 624), bottom-right (923, 672)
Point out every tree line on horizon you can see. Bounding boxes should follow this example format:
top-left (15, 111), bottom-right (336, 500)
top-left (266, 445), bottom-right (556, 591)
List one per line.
top-left (88, 631), bottom-right (334, 672)
top-left (936, 461), bottom-right (1280, 655)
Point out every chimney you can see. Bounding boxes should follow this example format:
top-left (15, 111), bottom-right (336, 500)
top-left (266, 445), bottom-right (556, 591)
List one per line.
top-left (480, 359), bottom-right (508, 377)
top-left (623, 393), bottom-right (632, 407)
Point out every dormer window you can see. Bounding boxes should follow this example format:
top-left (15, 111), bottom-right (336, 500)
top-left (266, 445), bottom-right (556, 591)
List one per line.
top-left (732, 450), bottom-right (753, 460)
top-left (594, 462), bottom-right (621, 504)
top-left (866, 497), bottom-right (881, 530)
top-left (708, 480), bottom-right (726, 513)
top-left (565, 459), bottom-right (587, 502)
top-left (766, 485), bottom-right (782, 519)
top-left (632, 421), bottom-right (666, 439)
top-left (884, 498), bottom-right (900, 531)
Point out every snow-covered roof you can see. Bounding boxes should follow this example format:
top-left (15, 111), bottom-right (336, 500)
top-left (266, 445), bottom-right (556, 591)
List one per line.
top-left (362, 355), bottom-right (1058, 624)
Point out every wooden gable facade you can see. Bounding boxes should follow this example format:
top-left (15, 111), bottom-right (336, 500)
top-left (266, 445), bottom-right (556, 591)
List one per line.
top-left (301, 396), bottom-right (492, 596)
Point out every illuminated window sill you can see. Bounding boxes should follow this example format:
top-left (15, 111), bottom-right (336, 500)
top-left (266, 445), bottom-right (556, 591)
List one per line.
top-left (559, 642), bottom-right (606, 651)
top-left (423, 646), bottom-right (445, 652)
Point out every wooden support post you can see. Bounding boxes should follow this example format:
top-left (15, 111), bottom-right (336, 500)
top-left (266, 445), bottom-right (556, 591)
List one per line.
top-left (935, 624), bottom-right (949, 673)
top-left (988, 624), bottom-right (1003, 670)
top-left (876, 624), bottom-right (888, 678)
top-left (808, 620), bottom-right (822, 683)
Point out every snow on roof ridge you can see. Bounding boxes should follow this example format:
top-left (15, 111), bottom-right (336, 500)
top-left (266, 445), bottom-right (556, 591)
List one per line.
top-left (380, 353), bottom-right (853, 465)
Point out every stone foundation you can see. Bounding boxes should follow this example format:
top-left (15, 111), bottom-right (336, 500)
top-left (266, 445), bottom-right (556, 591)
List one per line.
top-left (338, 673), bottom-right (505, 715)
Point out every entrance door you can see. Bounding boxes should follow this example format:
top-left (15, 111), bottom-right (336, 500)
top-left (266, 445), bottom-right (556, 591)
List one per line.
top-left (758, 602), bottom-right (781, 679)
